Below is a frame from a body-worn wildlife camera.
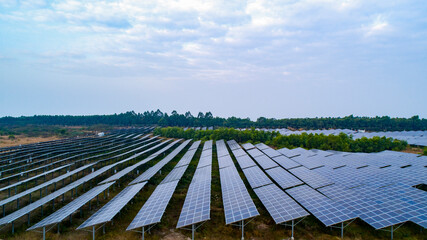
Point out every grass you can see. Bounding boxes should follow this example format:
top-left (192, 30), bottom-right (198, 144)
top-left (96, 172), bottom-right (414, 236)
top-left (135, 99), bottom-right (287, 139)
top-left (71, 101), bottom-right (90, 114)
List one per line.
top-left (1, 141), bottom-right (426, 240)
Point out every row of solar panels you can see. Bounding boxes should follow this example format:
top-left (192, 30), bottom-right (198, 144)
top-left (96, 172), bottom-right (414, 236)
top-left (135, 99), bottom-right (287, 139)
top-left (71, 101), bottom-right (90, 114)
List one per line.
top-left (0, 133), bottom-right (154, 198)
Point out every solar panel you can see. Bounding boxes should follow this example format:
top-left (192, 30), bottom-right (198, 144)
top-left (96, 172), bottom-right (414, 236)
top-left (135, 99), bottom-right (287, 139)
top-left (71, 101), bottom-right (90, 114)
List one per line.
top-left (0, 163), bottom-right (95, 208)
top-left (234, 155), bottom-right (257, 169)
top-left (291, 154), bottom-right (325, 170)
top-left (176, 165), bottom-right (211, 228)
top-left (266, 167), bottom-right (303, 189)
top-left (129, 140), bottom-right (192, 184)
top-left (289, 166), bottom-right (334, 189)
top-left (28, 182), bottom-right (114, 230)
top-left (227, 140), bottom-right (241, 150)
top-left (277, 148), bottom-right (301, 158)
top-left (218, 155), bottom-right (235, 169)
top-left (260, 148), bottom-right (282, 158)
top-left (252, 155), bottom-right (278, 170)
top-left (174, 149), bottom-right (197, 168)
top-left (242, 143), bottom-right (255, 150)
top-left (203, 140), bottom-right (213, 151)
top-left (161, 166), bottom-right (188, 184)
top-left (230, 148), bottom-right (247, 157)
top-left (216, 140), bottom-right (229, 157)
top-left (188, 140), bottom-right (202, 151)
top-left (78, 182), bottom-right (147, 229)
top-left (286, 185), bottom-right (357, 226)
top-left (246, 148), bottom-right (264, 158)
top-left (242, 166), bottom-right (273, 188)
top-left (254, 143), bottom-right (270, 150)
top-left (197, 156), bottom-right (212, 169)
top-left (127, 180), bottom-right (179, 230)
top-left (271, 155), bottom-right (301, 170)
top-left (254, 184), bottom-right (309, 224)
top-left (219, 166), bottom-right (259, 224)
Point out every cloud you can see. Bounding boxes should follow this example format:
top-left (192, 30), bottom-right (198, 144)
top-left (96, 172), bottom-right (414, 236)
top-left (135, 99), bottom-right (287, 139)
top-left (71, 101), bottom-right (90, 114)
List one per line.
top-left (0, 0), bottom-right (425, 85)
top-left (364, 15), bottom-right (391, 37)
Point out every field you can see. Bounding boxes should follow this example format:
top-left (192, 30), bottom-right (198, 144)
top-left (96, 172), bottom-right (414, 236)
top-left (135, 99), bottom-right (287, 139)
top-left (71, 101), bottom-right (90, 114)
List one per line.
top-left (0, 129), bottom-right (425, 240)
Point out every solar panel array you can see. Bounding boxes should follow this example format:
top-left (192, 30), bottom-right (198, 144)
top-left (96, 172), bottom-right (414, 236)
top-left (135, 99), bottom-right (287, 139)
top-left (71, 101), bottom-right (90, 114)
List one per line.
top-left (127, 181), bottom-right (179, 230)
top-left (28, 182), bottom-right (114, 230)
top-left (227, 140), bottom-right (309, 225)
top-left (286, 185), bottom-right (357, 226)
top-left (177, 141), bottom-right (212, 228)
top-left (253, 184), bottom-right (309, 224)
top-left (0, 131), bottom-right (154, 227)
top-left (128, 140), bottom-right (191, 184)
top-left (100, 139), bottom-right (176, 184)
top-left (127, 140), bottom-right (198, 230)
top-left (1, 129), bottom-right (426, 238)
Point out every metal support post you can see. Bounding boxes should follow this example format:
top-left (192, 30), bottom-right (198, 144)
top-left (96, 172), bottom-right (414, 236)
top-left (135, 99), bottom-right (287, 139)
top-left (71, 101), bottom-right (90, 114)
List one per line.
top-left (241, 220), bottom-right (244, 240)
top-left (192, 224), bottom-right (195, 240)
top-left (341, 222), bottom-right (344, 239)
top-left (291, 219), bottom-right (294, 240)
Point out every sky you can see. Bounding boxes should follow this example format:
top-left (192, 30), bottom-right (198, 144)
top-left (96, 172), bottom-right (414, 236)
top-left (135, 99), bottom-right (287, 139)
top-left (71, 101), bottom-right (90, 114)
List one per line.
top-left (1, 0), bottom-right (426, 120)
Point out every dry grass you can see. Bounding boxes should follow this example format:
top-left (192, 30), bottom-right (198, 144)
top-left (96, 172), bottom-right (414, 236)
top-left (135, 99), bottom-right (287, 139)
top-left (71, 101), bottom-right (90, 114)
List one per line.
top-left (0, 135), bottom-right (62, 148)
top-left (401, 146), bottom-right (424, 155)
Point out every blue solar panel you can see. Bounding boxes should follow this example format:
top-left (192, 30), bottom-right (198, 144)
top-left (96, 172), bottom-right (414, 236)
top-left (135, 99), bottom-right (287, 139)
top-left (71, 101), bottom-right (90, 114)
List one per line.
top-left (271, 155), bottom-right (301, 170)
top-left (219, 167), bottom-right (259, 224)
top-left (289, 166), bottom-right (334, 189)
top-left (176, 165), bottom-right (211, 228)
top-left (254, 184), bottom-right (309, 224)
top-left (266, 167), bottom-right (303, 189)
top-left (252, 155), bottom-right (278, 170)
top-left (235, 155), bottom-right (257, 169)
top-left (127, 181), bottom-right (179, 230)
top-left (286, 185), bottom-right (357, 226)
top-left (242, 166), bottom-right (273, 189)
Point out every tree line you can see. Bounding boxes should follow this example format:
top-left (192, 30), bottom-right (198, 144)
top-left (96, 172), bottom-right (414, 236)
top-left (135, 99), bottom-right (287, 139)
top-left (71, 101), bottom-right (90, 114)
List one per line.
top-left (154, 127), bottom-right (408, 153)
top-left (1, 110), bottom-right (426, 131)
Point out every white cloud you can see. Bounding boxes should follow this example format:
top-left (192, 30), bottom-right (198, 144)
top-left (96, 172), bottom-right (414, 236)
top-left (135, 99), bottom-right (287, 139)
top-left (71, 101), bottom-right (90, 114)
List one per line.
top-left (364, 15), bottom-right (391, 37)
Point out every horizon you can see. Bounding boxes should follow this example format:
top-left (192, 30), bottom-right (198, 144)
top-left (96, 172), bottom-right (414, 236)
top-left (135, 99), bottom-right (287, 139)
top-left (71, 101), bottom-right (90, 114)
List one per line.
top-left (0, 110), bottom-right (425, 121)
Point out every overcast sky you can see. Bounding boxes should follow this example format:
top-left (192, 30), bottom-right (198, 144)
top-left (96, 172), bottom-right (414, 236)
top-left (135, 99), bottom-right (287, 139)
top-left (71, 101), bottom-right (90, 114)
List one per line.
top-left (1, 0), bottom-right (426, 120)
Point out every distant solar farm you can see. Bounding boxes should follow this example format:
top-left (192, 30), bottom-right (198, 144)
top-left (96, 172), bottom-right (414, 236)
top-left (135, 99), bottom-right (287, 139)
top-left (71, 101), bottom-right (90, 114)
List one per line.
top-left (0, 128), bottom-right (425, 240)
